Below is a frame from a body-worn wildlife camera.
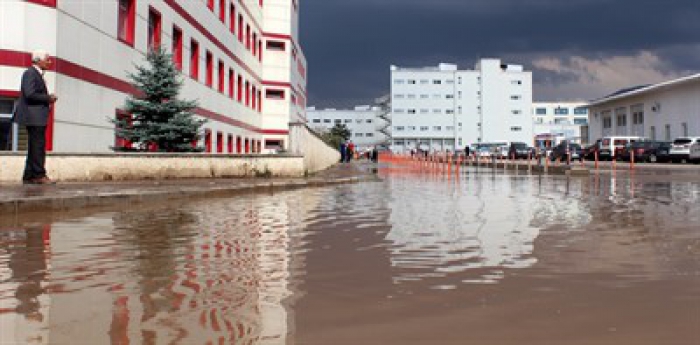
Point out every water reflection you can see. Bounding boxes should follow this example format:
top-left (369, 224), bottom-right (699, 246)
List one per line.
top-left (0, 166), bottom-right (699, 344)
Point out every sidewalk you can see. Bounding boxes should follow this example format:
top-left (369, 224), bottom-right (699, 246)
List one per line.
top-left (0, 161), bottom-right (377, 216)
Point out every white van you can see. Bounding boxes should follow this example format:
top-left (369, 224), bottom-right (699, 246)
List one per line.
top-left (670, 137), bottom-right (700, 163)
top-left (598, 136), bottom-right (646, 160)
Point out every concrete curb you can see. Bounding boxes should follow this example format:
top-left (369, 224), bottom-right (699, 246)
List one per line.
top-left (0, 176), bottom-right (376, 216)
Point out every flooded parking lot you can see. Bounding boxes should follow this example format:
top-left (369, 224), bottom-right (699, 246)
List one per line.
top-left (1, 166), bottom-right (699, 344)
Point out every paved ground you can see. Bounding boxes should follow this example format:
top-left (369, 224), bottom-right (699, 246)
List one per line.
top-left (0, 161), bottom-right (377, 216)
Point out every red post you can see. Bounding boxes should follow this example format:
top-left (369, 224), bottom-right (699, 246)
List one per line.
top-left (594, 150), bottom-right (599, 170)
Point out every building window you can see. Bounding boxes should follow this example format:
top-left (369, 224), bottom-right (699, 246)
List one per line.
top-left (433, 80), bottom-right (441, 84)
top-left (650, 126), bottom-right (656, 140)
top-left (446, 79), bottom-right (454, 84)
top-left (394, 79), bottom-right (404, 84)
top-left (172, 26), bottom-right (183, 70)
top-left (420, 94), bottom-right (428, 99)
top-left (228, 69), bottom-right (234, 98)
top-left (216, 131), bottom-right (224, 153)
top-left (420, 79), bottom-right (429, 84)
top-left (204, 129), bottom-right (212, 153)
top-left (117, 0), bottom-right (135, 46)
top-left (219, 0), bottom-right (226, 22)
top-left (205, 51), bottom-right (213, 87)
top-left (147, 7), bottom-right (162, 51)
top-left (207, 0), bottom-right (214, 10)
top-left (366, 133), bottom-right (374, 137)
top-left (536, 107), bottom-right (547, 115)
top-left (554, 107), bottom-right (569, 115)
top-left (682, 123), bottom-right (688, 136)
top-left (312, 119), bottom-right (321, 123)
top-left (366, 119), bottom-right (373, 123)
top-left (267, 40), bottom-right (285, 51)
top-left (355, 133), bottom-right (364, 137)
top-left (420, 109), bottom-right (428, 114)
top-left (433, 109), bottom-right (441, 114)
top-left (574, 107), bottom-right (588, 115)
top-left (446, 126), bottom-right (454, 131)
top-left (574, 118), bottom-right (588, 125)
top-left (617, 115), bottom-right (627, 126)
top-left (407, 94), bottom-right (416, 99)
top-left (511, 95), bottom-right (522, 100)
top-left (511, 80), bottom-right (522, 85)
top-left (632, 111), bottom-right (644, 125)
top-left (408, 80), bottom-right (416, 84)
top-left (446, 94), bottom-right (454, 99)
top-left (190, 39), bottom-right (199, 80)
top-left (237, 76), bottom-right (243, 102)
top-left (511, 126), bottom-right (522, 132)
top-left (420, 126), bottom-right (428, 131)
top-left (665, 124), bottom-right (671, 141)
top-left (265, 89), bottom-right (285, 99)
top-left (245, 81), bottom-right (250, 105)
top-left (323, 119), bottom-right (331, 123)
top-left (218, 60), bottom-right (225, 93)
top-left (512, 110), bottom-right (522, 115)
top-left (238, 15), bottom-right (244, 42)
top-left (246, 25), bottom-right (251, 50)
top-left (394, 126), bottom-right (405, 131)
top-left (603, 117), bottom-right (612, 129)
top-left (408, 109), bottom-right (416, 114)
top-left (344, 119), bottom-right (352, 123)
top-left (445, 109), bottom-right (454, 114)
top-left (114, 110), bottom-right (133, 150)
top-left (433, 126), bottom-right (441, 131)
top-left (334, 119), bottom-right (341, 124)
top-left (394, 94), bottom-right (404, 99)
top-left (229, 4), bottom-right (236, 34)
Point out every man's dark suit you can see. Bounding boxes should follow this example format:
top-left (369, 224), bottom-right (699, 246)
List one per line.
top-left (13, 66), bottom-right (51, 181)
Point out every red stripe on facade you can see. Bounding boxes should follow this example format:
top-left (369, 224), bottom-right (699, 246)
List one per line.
top-left (162, 0), bottom-right (262, 83)
top-left (25, 0), bottom-right (56, 8)
top-left (0, 49), bottom-right (287, 135)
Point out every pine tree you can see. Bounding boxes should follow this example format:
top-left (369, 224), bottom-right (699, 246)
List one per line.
top-left (113, 48), bottom-right (206, 152)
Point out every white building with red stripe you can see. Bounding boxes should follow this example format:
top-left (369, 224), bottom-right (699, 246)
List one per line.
top-left (0, 0), bottom-right (307, 154)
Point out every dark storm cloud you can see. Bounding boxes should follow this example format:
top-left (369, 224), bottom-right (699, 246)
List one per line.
top-left (300, 0), bottom-right (700, 107)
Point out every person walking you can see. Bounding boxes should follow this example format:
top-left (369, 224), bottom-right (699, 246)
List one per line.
top-left (339, 141), bottom-right (347, 163)
top-left (346, 140), bottom-right (355, 162)
top-left (13, 50), bottom-right (57, 184)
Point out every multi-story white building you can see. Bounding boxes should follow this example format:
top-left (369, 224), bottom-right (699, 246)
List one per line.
top-left (306, 105), bottom-right (386, 151)
top-left (0, 0), bottom-right (306, 154)
top-left (587, 74), bottom-right (700, 142)
top-left (532, 102), bottom-right (589, 146)
top-left (389, 59), bottom-right (532, 152)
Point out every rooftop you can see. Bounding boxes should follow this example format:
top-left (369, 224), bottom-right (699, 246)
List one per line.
top-left (587, 73), bottom-right (700, 107)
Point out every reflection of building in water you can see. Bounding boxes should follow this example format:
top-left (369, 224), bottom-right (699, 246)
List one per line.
top-left (384, 174), bottom-right (601, 284)
top-left (386, 176), bottom-right (542, 284)
top-left (0, 225), bottom-right (51, 344)
top-left (0, 192), bottom-right (316, 344)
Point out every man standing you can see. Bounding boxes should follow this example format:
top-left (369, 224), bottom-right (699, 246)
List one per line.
top-left (13, 50), bottom-right (57, 184)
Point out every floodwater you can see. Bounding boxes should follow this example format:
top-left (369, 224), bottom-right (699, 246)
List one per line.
top-left (1, 166), bottom-right (699, 344)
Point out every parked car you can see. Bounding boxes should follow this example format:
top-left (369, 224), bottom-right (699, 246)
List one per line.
top-left (599, 136), bottom-right (646, 160)
top-left (669, 137), bottom-right (700, 163)
top-left (550, 141), bottom-right (583, 162)
top-left (619, 141), bottom-right (671, 163)
top-left (508, 142), bottom-right (535, 159)
top-left (582, 139), bottom-right (601, 160)
top-left (690, 138), bottom-right (700, 163)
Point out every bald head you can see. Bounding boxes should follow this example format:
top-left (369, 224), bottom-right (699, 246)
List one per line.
top-left (31, 50), bottom-right (52, 70)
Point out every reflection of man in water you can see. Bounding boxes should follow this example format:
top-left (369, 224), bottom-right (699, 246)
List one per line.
top-left (7, 225), bottom-right (49, 320)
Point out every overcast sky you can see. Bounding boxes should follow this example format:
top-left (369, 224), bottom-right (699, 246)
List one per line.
top-left (300, 0), bottom-right (700, 108)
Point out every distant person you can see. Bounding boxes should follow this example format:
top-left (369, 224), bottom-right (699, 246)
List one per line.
top-left (346, 140), bottom-right (355, 162)
top-left (371, 146), bottom-right (378, 163)
top-left (13, 50), bottom-right (57, 184)
top-left (339, 141), bottom-right (347, 163)
top-left (464, 145), bottom-right (470, 158)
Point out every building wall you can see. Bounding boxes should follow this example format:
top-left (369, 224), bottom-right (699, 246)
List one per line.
top-left (306, 106), bottom-right (385, 151)
top-left (0, 0), bottom-right (306, 154)
top-left (532, 102), bottom-right (589, 144)
top-left (588, 80), bottom-right (700, 142)
top-left (389, 59), bottom-right (533, 152)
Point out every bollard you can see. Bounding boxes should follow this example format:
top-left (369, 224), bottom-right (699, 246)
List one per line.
top-left (630, 151), bottom-right (635, 170)
top-left (594, 151), bottom-right (599, 170)
top-left (545, 154), bottom-right (550, 173)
